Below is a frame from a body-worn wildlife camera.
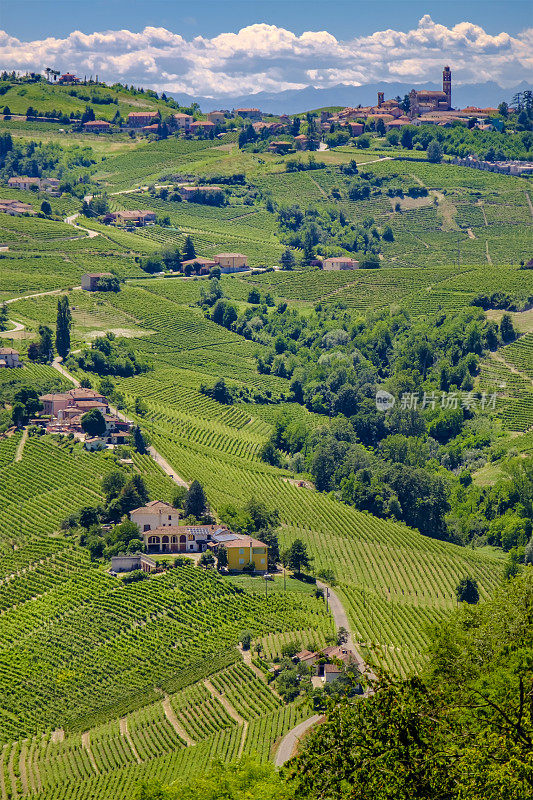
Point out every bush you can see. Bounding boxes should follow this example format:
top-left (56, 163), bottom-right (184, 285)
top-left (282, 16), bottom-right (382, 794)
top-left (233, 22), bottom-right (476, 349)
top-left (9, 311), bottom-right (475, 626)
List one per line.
top-left (456, 577), bottom-right (479, 604)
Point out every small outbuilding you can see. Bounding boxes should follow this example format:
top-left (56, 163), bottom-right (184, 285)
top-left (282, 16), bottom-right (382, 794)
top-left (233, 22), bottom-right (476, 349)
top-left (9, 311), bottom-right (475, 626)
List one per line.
top-left (0, 348), bottom-right (22, 368)
top-left (81, 272), bottom-right (113, 291)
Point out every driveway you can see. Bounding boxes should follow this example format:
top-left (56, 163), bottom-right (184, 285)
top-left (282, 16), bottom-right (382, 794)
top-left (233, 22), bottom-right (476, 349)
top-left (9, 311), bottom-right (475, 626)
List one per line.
top-left (274, 714), bottom-right (323, 767)
top-left (316, 580), bottom-right (378, 686)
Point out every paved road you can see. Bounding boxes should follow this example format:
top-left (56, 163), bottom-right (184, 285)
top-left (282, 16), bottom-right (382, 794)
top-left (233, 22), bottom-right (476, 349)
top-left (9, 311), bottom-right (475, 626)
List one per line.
top-left (316, 580), bottom-right (378, 687)
top-left (50, 358), bottom-right (189, 489)
top-left (274, 714), bottom-right (323, 767)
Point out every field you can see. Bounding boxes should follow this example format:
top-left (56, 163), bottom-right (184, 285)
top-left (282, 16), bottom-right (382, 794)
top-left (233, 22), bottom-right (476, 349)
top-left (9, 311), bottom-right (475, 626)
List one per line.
top-left (1, 658), bottom-right (308, 799)
top-left (0, 108), bottom-right (530, 796)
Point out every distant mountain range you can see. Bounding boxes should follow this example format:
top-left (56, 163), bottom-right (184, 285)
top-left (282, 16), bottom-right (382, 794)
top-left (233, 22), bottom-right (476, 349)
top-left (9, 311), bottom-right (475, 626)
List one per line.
top-left (173, 81), bottom-right (529, 115)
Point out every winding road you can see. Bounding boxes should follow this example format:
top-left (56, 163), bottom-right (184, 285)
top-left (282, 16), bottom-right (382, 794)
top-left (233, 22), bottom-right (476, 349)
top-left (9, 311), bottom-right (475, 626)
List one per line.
top-left (274, 582), bottom-right (377, 767)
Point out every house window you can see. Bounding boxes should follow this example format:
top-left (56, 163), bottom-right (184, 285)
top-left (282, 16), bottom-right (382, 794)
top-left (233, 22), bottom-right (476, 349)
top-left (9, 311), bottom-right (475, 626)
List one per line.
top-left (188, 534), bottom-right (194, 541)
top-left (260, 558), bottom-right (265, 564)
top-left (239, 548), bottom-right (244, 555)
top-left (143, 524), bottom-right (150, 532)
top-left (168, 515), bottom-right (171, 520)
top-left (239, 558), bottom-right (245, 564)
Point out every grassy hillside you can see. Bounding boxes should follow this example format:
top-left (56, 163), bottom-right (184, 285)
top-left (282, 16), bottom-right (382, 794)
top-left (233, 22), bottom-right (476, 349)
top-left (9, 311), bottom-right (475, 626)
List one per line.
top-left (0, 79), bottom-right (177, 119)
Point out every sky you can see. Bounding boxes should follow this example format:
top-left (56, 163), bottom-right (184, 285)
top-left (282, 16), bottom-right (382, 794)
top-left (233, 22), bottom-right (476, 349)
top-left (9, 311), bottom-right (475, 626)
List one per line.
top-left (1, 1), bottom-right (532, 97)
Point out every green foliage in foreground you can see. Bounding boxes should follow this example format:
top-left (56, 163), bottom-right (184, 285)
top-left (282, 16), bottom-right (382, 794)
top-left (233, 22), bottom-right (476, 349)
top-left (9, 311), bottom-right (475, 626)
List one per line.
top-left (286, 570), bottom-right (533, 800)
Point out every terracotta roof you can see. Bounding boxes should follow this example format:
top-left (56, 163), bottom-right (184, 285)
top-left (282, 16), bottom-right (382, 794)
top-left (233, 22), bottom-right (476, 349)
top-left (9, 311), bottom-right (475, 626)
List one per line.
top-left (83, 272), bottom-right (113, 278)
top-left (218, 535), bottom-right (267, 549)
top-left (70, 400), bottom-right (107, 410)
top-left (0, 347), bottom-right (18, 354)
top-left (412, 90), bottom-right (447, 98)
top-left (295, 649), bottom-right (317, 661)
top-left (131, 501), bottom-right (175, 514)
top-left (181, 257), bottom-right (218, 267)
top-left (324, 664), bottom-right (343, 674)
top-left (8, 176), bottom-right (40, 184)
top-left (213, 253), bottom-right (246, 258)
top-left (68, 388), bottom-right (105, 399)
top-left (144, 524), bottom-right (222, 537)
top-left (113, 210), bottom-right (155, 219)
top-left (40, 392), bottom-right (66, 401)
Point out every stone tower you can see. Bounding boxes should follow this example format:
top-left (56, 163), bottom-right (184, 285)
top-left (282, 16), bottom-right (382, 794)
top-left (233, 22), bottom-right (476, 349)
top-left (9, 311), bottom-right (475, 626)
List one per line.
top-left (377, 92), bottom-right (384, 108)
top-left (443, 66), bottom-right (452, 109)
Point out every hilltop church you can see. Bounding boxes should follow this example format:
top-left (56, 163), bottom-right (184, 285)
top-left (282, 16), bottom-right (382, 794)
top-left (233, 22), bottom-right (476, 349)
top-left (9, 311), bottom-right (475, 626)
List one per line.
top-left (409, 66), bottom-right (452, 116)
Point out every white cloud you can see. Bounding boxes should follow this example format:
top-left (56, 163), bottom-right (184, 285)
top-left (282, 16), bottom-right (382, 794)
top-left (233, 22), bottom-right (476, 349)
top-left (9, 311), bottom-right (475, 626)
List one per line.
top-left (0, 16), bottom-right (531, 97)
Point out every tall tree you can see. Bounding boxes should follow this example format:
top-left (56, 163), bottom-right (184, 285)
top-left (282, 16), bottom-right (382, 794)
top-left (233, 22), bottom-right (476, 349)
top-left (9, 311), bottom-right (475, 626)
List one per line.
top-left (0, 303), bottom-right (8, 332)
top-left (183, 235), bottom-right (196, 260)
top-left (456, 577), bottom-right (479, 604)
top-left (38, 325), bottom-right (53, 363)
top-left (285, 538), bottom-right (312, 576)
top-left (130, 424), bottom-right (149, 454)
top-left (280, 248), bottom-right (296, 271)
top-left (500, 313), bottom-right (516, 343)
top-left (184, 480), bottom-right (207, 519)
top-left (216, 545), bottom-right (228, 571)
top-left (55, 295), bottom-right (72, 359)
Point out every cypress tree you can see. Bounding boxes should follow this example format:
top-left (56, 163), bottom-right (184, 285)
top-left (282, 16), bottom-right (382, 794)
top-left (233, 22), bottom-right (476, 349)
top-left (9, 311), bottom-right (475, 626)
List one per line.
top-left (183, 235), bottom-right (196, 260)
top-left (55, 296), bottom-right (72, 359)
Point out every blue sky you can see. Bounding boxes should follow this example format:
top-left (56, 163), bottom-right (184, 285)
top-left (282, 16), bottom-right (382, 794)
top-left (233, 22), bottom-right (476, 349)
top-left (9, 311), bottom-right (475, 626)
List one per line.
top-left (2, 1), bottom-right (531, 40)
top-left (1, 2), bottom-right (531, 97)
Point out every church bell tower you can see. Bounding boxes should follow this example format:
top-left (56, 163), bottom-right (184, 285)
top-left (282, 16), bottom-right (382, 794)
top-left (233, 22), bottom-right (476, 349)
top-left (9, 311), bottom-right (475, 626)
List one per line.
top-left (442, 66), bottom-right (452, 109)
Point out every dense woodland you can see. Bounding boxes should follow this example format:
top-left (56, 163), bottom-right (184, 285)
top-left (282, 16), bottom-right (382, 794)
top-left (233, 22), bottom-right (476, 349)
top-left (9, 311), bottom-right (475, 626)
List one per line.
top-left (198, 280), bottom-right (531, 551)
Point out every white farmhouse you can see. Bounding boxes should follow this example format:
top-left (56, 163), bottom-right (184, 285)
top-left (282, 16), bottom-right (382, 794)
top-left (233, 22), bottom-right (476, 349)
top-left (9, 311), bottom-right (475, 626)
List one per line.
top-left (130, 500), bottom-right (181, 532)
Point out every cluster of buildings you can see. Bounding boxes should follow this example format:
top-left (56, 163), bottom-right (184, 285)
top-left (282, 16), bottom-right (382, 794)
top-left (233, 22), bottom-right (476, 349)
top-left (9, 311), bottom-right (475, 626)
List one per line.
top-left (0, 348), bottom-right (22, 368)
top-left (0, 176), bottom-right (62, 216)
top-left (0, 198), bottom-right (36, 216)
top-left (181, 252), bottom-right (249, 275)
top-left (103, 209), bottom-right (157, 227)
top-left (8, 176), bottom-right (60, 193)
top-left (38, 387), bottom-right (132, 448)
top-left (128, 499), bottom-right (269, 572)
top-left (293, 645), bottom-right (361, 686)
top-left (328, 67), bottom-right (507, 132)
top-left (85, 108), bottom-right (266, 136)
